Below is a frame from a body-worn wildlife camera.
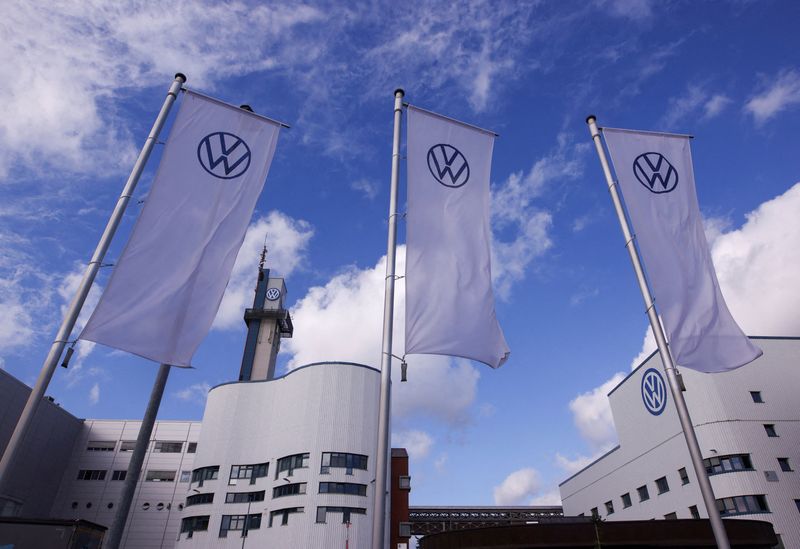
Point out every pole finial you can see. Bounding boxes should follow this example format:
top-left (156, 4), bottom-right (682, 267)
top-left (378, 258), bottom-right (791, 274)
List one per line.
top-left (174, 73), bottom-right (187, 83)
top-left (586, 114), bottom-right (597, 125)
top-left (394, 88), bottom-right (405, 98)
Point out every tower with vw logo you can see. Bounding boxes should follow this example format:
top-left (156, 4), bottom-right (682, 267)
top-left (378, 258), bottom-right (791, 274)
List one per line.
top-left (558, 336), bottom-right (800, 548)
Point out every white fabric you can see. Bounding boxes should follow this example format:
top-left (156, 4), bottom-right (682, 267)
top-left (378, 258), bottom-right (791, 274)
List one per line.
top-left (603, 128), bottom-right (761, 372)
top-left (405, 106), bottom-right (509, 368)
top-left (81, 91), bottom-right (280, 367)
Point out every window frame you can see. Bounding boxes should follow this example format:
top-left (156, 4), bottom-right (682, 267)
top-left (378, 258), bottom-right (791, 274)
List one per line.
top-left (749, 391), bottom-right (764, 403)
top-left (655, 476), bottom-right (670, 495)
top-left (621, 492), bottom-right (632, 509)
top-left (637, 485), bottom-right (650, 502)
top-left (778, 458), bottom-right (792, 472)
top-left (678, 467), bottom-right (689, 485)
top-left (764, 424), bottom-right (778, 437)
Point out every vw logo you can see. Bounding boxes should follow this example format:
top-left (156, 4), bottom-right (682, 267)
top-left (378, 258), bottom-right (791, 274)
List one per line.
top-left (641, 368), bottom-right (667, 416)
top-left (632, 152), bottom-right (678, 194)
top-left (197, 132), bottom-right (251, 179)
top-left (265, 288), bottom-right (281, 301)
top-left (427, 144), bottom-right (470, 188)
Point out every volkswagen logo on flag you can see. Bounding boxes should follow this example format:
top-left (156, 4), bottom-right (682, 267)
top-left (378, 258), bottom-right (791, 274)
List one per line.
top-left (632, 152), bottom-right (678, 194)
top-left (265, 287), bottom-right (281, 301)
top-left (641, 368), bottom-right (668, 416)
top-left (197, 132), bottom-right (252, 179)
top-left (427, 144), bottom-right (470, 188)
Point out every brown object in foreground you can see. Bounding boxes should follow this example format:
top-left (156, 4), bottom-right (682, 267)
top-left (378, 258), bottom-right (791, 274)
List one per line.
top-left (0, 517), bottom-right (106, 549)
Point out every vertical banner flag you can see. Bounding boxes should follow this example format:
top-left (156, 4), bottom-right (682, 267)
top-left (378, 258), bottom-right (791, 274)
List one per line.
top-left (602, 128), bottom-right (761, 372)
top-left (81, 91), bottom-right (281, 367)
top-left (405, 106), bottom-right (509, 368)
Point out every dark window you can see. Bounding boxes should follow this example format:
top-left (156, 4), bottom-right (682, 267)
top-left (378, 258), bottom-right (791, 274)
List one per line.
top-left (153, 441), bottom-right (182, 453)
top-left (320, 452), bottom-right (368, 475)
top-left (778, 458), bottom-right (792, 472)
top-left (225, 491), bottom-right (265, 504)
top-left (145, 470), bottom-right (176, 482)
top-left (704, 454), bottom-right (753, 475)
top-left (655, 476), bottom-right (669, 494)
top-left (187, 442), bottom-right (197, 453)
top-left (795, 499), bottom-right (800, 513)
top-left (219, 514), bottom-right (261, 537)
top-left (590, 507), bottom-right (599, 519)
top-left (276, 454), bottom-right (309, 478)
top-left (689, 505), bottom-right (700, 519)
top-left (637, 485), bottom-right (649, 502)
top-left (273, 483), bottom-right (307, 498)
top-left (77, 470), bottom-right (106, 481)
top-left (604, 500), bottom-right (614, 515)
top-left (764, 424), bottom-right (778, 437)
top-left (269, 507), bottom-right (303, 527)
top-left (230, 462), bottom-right (268, 485)
top-left (716, 494), bottom-right (770, 516)
top-left (86, 441), bottom-right (115, 452)
top-left (664, 512), bottom-right (677, 520)
top-left (319, 482), bottom-right (367, 496)
top-left (180, 470), bottom-right (191, 483)
top-left (186, 493), bottom-right (214, 507)
top-left (112, 470), bottom-right (127, 481)
top-left (191, 466), bottom-right (219, 487)
top-left (315, 506), bottom-right (366, 524)
top-left (750, 391), bottom-right (763, 403)
top-left (678, 467), bottom-right (689, 485)
top-left (621, 493), bottom-right (632, 508)
top-left (119, 441), bottom-right (136, 452)
top-left (180, 515), bottom-right (209, 534)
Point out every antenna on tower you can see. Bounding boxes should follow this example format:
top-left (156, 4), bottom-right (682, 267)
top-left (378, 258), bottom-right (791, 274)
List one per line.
top-left (258, 234), bottom-right (268, 280)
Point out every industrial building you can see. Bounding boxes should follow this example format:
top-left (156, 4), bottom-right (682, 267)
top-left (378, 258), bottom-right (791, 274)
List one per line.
top-left (559, 336), bottom-right (800, 548)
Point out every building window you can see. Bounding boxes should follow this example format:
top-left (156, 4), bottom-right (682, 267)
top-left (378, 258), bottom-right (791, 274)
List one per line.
top-left (716, 494), bottom-right (769, 516)
top-left (664, 512), bottom-right (677, 520)
top-left (273, 483), bottom-right (307, 498)
top-left (112, 470), bottom-right (127, 481)
top-left (77, 470), bottom-right (106, 481)
top-left (319, 482), bottom-right (367, 496)
top-left (86, 441), bottom-right (115, 452)
top-left (119, 441), bottom-right (136, 452)
top-left (269, 507), bottom-right (303, 527)
top-left (315, 506), bottom-right (366, 524)
top-left (230, 463), bottom-right (269, 485)
top-left (276, 453), bottom-right (309, 479)
top-left (186, 493), bottom-right (214, 507)
top-left (181, 515), bottom-right (210, 535)
top-left (795, 500), bottom-right (800, 513)
top-left (703, 454), bottom-right (753, 475)
top-left (678, 467), bottom-right (689, 485)
top-left (219, 514), bottom-right (261, 538)
top-left (187, 442), bottom-right (197, 453)
top-left (604, 501), bottom-right (614, 515)
top-left (191, 466), bottom-right (219, 487)
top-left (590, 507), bottom-right (599, 519)
top-left (225, 491), bottom-right (265, 504)
top-left (145, 470), bottom-right (176, 482)
top-left (764, 424), bottom-right (778, 437)
top-left (180, 470), bottom-right (191, 483)
top-left (153, 441), bottom-right (183, 453)
top-left (749, 391), bottom-right (763, 403)
top-left (398, 476), bottom-right (411, 490)
top-left (320, 452), bottom-right (368, 475)
top-left (621, 493), bottom-right (632, 508)
top-left (689, 505), bottom-right (700, 519)
top-left (778, 458), bottom-right (793, 472)
top-left (655, 476), bottom-right (669, 494)
top-left (637, 485), bottom-right (649, 502)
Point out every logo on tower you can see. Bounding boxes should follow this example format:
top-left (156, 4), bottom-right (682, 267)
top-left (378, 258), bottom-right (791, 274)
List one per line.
top-left (265, 288), bottom-right (281, 301)
top-left (641, 368), bottom-right (667, 416)
top-left (197, 132), bottom-right (251, 179)
top-left (427, 144), bottom-right (470, 188)
top-left (632, 152), bottom-right (678, 194)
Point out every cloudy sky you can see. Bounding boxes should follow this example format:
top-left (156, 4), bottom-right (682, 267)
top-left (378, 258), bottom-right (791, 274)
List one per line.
top-left (2, 0), bottom-right (799, 509)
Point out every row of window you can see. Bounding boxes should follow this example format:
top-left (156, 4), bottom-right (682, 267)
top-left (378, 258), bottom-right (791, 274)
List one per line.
top-left (77, 469), bottom-right (190, 482)
top-left (592, 466), bottom-right (691, 517)
top-left (86, 440), bottom-right (197, 453)
top-left (186, 481), bottom-right (368, 509)
top-left (181, 506), bottom-right (367, 537)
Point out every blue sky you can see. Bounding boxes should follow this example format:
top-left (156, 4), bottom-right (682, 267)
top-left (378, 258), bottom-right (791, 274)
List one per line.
top-left (2, 0), bottom-right (800, 508)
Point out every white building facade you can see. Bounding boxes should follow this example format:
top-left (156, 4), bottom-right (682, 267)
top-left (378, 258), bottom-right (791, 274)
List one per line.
top-left (559, 337), bottom-right (800, 548)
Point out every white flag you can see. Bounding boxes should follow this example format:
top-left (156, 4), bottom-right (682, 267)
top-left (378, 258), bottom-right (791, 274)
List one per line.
top-left (405, 106), bottom-right (509, 368)
top-left (603, 128), bottom-right (761, 372)
top-left (81, 91), bottom-right (281, 367)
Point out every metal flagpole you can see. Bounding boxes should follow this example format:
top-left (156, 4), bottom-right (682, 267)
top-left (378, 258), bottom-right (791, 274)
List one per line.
top-left (586, 116), bottom-right (731, 549)
top-left (372, 88), bottom-right (405, 549)
top-left (0, 73), bottom-right (187, 498)
top-left (105, 363), bottom-right (171, 549)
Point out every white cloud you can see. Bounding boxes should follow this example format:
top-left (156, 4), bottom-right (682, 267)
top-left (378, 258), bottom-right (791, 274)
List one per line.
top-left (568, 372), bottom-right (626, 451)
top-left (745, 69), bottom-right (800, 124)
top-left (600, 0), bottom-right (654, 20)
top-left (703, 94), bottom-right (732, 119)
top-left (88, 382), bottom-right (100, 405)
top-left (530, 488), bottom-right (562, 506)
top-left (213, 211), bottom-right (313, 330)
top-left (174, 382), bottom-right (212, 405)
top-left (434, 453), bottom-right (448, 473)
top-left (493, 468), bottom-right (542, 505)
top-left (58, 265), bottom-right (102, 386)
top-left (392, 430), bottom-right (433, 460)
top-left (350, 178), bottom-right (379, 201)
top-left (660, 86), bottom-right (731, 128)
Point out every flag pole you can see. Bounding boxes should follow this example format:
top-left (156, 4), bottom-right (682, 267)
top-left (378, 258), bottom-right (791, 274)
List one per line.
top-left (372, 88), bottom-right (405, 549)
top-left (586, 115), bottom-right (731, 549)
top-left (0, 73), bottom-right (187, 499)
